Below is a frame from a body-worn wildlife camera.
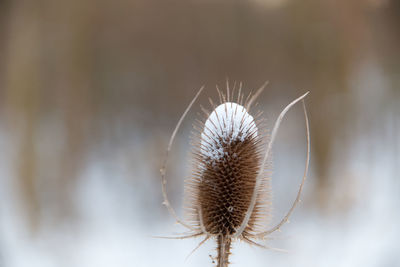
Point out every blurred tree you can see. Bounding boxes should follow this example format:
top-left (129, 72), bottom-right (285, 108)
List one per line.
top-left (4, 0), bottom-right (43, 233)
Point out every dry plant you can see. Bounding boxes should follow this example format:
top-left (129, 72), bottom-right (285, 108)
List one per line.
top-left (160, 81), bottom-right (310, 267)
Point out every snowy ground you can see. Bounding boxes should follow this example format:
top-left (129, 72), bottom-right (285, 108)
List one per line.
top-left (0, 85), bottom-right (399, 267)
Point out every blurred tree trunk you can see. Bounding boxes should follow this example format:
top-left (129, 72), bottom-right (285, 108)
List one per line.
top-left (287, 0), bottom-right (371, 211)
top-left (4, 0), bottom-right (44, 233)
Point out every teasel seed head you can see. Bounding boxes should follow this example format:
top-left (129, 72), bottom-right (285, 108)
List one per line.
top-left (185, 99), bottom-right (270, 238)
top-left (160, 82), bottom-right (310, 267)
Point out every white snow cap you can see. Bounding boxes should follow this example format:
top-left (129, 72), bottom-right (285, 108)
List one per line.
top-left (200, 102), bottom-right (258, 160)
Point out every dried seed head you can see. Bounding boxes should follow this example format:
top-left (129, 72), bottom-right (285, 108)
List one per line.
top-left (185, 98), bottom-right (271, 238)
top-left (160, 83), bottom-right (309, 267)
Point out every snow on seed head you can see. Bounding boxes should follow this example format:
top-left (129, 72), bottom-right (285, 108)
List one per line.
top-left (200, 102), bottom-right (258, 161)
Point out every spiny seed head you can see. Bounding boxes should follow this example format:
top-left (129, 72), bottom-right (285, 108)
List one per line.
top-left (162, 84), bottom-right (309, 267)
top-left (185, 95), bottom-right (271, 239)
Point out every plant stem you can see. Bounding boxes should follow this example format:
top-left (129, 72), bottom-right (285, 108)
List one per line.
top-left (217, 235), bottom-right (231, 267)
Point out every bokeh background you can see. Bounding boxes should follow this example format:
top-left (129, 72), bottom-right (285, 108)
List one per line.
top-left (0, 0), bottom-right (399, 266)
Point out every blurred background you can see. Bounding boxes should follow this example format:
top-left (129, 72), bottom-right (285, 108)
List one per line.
top-left (0, 0), bottom-right (399, 266)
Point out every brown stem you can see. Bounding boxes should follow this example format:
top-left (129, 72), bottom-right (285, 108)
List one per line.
top-left (217, 235), bottom-right (231, 267)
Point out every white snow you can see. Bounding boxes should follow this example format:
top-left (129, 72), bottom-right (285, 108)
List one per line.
top-left (0, 108), bottom-right (399, 267)
top-left (200, 102), bottom-right (258, 160)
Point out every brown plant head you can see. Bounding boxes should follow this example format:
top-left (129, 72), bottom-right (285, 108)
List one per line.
top-left (184, 87), bottom-right (271, 239)
top-left (160, 82), bottom-right (310, 267)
